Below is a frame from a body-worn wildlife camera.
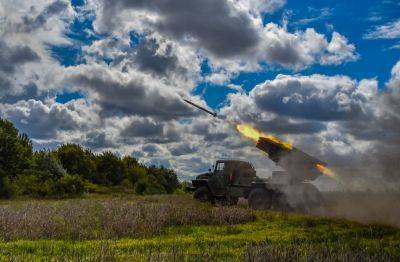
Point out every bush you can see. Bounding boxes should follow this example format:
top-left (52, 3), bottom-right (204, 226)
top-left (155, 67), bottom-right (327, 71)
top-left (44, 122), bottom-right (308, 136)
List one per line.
top-left (14, 171), bottom-right (54, 197)
top-left (120, 178), bottom-right (134, 189)
top-left (134, 176), bottom-right (166, 195)
top-left (175, 181), bottom-right (191, 195)
top-left (14, 171), bottom-right (85, 198)
top-left (83, 181), bottom-right (112, 194)
top-left (0, 175), bottom-right (14, 199)
top-left (53, 174), bottom-right (85, 197)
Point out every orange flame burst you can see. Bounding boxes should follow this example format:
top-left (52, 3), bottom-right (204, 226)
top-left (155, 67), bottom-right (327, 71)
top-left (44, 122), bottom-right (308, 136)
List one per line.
top-left (316, 164), bottom-right (336, 178)
top-left (236, 124), bottom-right (293, 150)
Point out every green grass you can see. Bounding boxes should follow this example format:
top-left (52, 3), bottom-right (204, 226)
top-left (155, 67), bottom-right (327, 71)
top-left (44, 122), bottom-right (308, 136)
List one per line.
top-left (0, 195), bottom-right (399, 261)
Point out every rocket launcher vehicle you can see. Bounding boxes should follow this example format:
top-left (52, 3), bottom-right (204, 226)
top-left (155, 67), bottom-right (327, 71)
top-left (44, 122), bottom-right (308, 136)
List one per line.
top-left (256, 137), bottom-right (327, 182)
top-left (183, 98), bottom-right (332, 182)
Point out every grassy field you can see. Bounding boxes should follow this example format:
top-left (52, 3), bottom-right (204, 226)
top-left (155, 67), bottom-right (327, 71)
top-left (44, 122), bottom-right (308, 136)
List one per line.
top-left (0, 195), bottom-right (399, 261)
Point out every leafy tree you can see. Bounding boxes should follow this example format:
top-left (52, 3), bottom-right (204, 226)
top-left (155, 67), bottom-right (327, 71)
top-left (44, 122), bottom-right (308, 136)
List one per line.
top-left (162, 168), bottom-right (179, 194)
top-left (32, 151), bottom-right (66, 180)
top-left (95, 151), bottom-right (125, 185)
top-left (123, 156), bottom-right (144, 185)
top-left (147, 166), bottom-right (179, 194)
top-left (0, 118), bottom-right (182, 198)
top-left (56, 144), bottom-right (96, 182)
top-left (134, 176), bottom-right (166, 195)
top-left (0, 118), bottom-right (32, 178)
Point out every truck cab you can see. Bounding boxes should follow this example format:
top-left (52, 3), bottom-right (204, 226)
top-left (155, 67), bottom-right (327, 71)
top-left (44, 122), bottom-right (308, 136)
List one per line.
top-left (190, 160), bottom-right (257, 204)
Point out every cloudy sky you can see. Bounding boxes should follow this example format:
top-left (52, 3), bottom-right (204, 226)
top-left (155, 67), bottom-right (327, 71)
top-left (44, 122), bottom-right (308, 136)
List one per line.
top-left (0, 0), bottom-right (399, 189)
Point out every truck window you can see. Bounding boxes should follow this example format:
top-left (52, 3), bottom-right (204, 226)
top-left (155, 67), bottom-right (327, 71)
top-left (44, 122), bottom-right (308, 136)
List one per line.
top-left (215, 162), bottom-right (225, 171)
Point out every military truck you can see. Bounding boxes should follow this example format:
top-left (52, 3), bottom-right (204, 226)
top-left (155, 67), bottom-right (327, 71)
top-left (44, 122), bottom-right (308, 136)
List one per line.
top-left (189, 160), bottom-right (257, 205)
top-left (188, 136), bottom-right (326, 212)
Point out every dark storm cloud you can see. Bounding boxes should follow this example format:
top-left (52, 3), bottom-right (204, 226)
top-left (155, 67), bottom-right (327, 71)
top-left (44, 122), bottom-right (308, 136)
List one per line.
top-left (121, 118), bottom-right (164, 137)
top-left (134, 38), bottom-right (183, 76)
top-left (17, 0), bottom-right (69, 33)
top-left (266, 40), bottom-right (303, 66)
top-left (204, 132), bottom-right (229, 143)
top-left (0, 77), bottom-right (12, 99)
top-left (120, 119), bottom-right (182, 144)
top-left (0, 41), bottom-right (40, 74)
top-left (257, 117), bottom-right (326, 134)
top-left (99, 0), bottom-right (260, 57)
top-left (188, 120), bottom-right (212, 135)
top-left (0, 85), bottom-right (49, 104)
top-left (252, 75), bottom-right (368, 121)
top-left (147, 124), bottom-right (182, 144)
top-left (67, 66), bottom-right (196, 119)
top-left (142, 144), bottom-right (159, 154)
top-left (170, 143), bottom-right (197, 156)
top-left (178, 156), bottom-right (210, 173)
top-left (0, 41), bottom-right (40, 101)
top-left (84, 131), bottom-right (115, 149)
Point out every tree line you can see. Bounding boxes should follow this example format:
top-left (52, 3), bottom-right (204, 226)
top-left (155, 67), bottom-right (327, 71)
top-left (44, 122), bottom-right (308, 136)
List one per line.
top-left (0, 118), bottom-right (180, 198)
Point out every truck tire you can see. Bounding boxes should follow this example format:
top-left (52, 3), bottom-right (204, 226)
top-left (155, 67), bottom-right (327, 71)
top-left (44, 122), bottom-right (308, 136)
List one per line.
top-left (222, 196), bottom-right (238, 206)
top-left (269, 191), bottom-right (291, 211)
top-left (193, 186), bottom-right (213, 203)
top-left (248, 188), bottom-right (271, 210)
top-left (284, 183), bottom-right (324, 213)
top-left (300, 183), bottom-right (324, 213)
top-left (229, 197), bottom-right (239, 206)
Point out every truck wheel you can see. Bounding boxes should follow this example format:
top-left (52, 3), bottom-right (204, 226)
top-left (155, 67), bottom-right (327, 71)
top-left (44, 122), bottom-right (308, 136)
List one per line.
top-left (248, 188), bottom-right (271, 210)
top-left (301, 184), bottom-right (324, 213)
top-left (222, 196), bottom-right (238, 206)
top-left (229, 197), bottom-right (239, 206)
top-left (270, 192), bottom-right (291, 212)
top-left (194, 186), bottom-right (213, 203)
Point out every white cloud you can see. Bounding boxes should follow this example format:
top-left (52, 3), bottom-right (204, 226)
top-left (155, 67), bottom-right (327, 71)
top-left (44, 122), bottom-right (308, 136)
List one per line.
top-left (387, 60), bottom-right (400, 92)
top-left (321, 32), bottom-right (359, 65)
top-left (254, 24), bottom-right (358, 70)
top-left (364, 19), bottom-right (400, 39)
top-left (232, 0), bottom-right (286, 14)
top-left (295, 7), bottom-right (333, 25)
